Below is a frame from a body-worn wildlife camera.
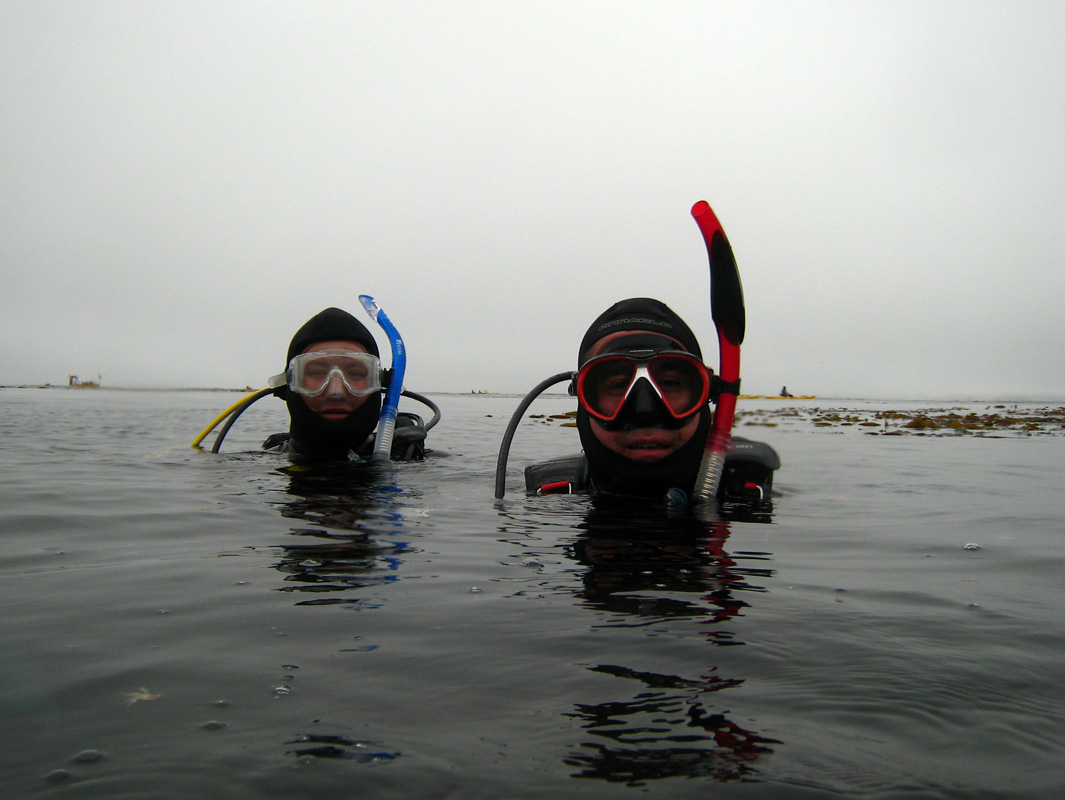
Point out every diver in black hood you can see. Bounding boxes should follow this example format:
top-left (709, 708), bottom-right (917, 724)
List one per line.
top-left (193, 305), bottom-right (439, 461)
top-left (265, 307), bottom-right (439, 463)
top-left (573, 297), bottom-right (714, 499)
top-left (495, 297), bottom-right (779, 503)
top-left (274, 307), bottom-right (386, 461)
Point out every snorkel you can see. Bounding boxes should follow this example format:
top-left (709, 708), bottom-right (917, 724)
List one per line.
top-left (359, 294), bottom-right (405, 463)
top-left (690, 200), bottom-right (745, 502)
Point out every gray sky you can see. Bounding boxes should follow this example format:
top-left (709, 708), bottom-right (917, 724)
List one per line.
top-left (3, 1), bottom-right (1063, 400)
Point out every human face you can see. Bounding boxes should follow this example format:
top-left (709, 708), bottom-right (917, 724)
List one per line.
top-left (582, 330), bottom-right (702, 461)
top-left (299, 340), bottom-right (372, 421)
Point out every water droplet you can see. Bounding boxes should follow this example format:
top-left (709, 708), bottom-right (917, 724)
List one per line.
top-left (46, 769), bottom-right (72, 783)
top-left (469, 587), bottom-right (482, 593)
top-left (72, 749), bottom-right (105, 764)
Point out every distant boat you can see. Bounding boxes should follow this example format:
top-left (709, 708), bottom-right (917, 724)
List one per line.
top-left (739, 394), bottom-right (817, 400)
top-left (68, 375), bottom-right (100, 389)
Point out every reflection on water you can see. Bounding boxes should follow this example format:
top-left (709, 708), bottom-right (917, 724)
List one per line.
top-left (270, 465), bottom-right (418, 609)
top-left (269, 464), bottom-right (415, 763)
top-left (556, 500), bottom-right (781, 785)
top-left (566, 678), bottom-right (778, 784)
top-left (284, 733), bottom-right (399, 763)
top-left (571, 501), bottom-right (774, 632)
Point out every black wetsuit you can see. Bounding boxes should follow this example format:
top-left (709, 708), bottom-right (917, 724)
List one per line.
top-left (524, 436), bottom-right (780, 502)
top-left (263, 411), bottom-right (429, 463)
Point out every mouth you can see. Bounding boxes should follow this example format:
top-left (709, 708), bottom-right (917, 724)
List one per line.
top-left (318, 409), bottom-right (352, 421)
top-left (619, 434), bottom-right (675, 460)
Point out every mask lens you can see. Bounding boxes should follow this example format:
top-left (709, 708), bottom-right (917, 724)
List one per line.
top-left (580, 358), bottom-right (637, 419)
top-left (648, 355), bottom-right (705, 417)
top-left (289, 351), bottom-right (380, 397)
top-left (578, 352), bottom-right (708, 421)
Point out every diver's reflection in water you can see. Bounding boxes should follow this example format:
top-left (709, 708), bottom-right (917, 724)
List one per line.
top-left (268, 464), bottom-right (411, 764)
top-left (563, 499), bottom-right (780, 784)
top-left (271, 464), bottom-right (416, 609)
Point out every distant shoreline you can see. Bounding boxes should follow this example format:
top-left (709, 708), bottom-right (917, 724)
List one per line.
top-left (0, 384), bottom-right (253, 393)
top-left (2, 385), bottom-right (1063, 404)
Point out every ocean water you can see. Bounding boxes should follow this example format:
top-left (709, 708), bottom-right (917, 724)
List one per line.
top-left (2, 388), bottom-right (1065, 799)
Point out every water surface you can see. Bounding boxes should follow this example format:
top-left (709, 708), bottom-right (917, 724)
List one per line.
top-left (2, 389), bottom-right (1064, 798)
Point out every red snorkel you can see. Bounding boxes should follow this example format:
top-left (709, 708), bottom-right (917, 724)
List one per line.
top-left (690, 200), bottom-right (745, 502)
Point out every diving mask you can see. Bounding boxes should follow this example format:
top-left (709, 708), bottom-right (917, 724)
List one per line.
top-left (574, 350), bottom-right (711, 428)
top-left (269, 350), bottom-right (382, 398)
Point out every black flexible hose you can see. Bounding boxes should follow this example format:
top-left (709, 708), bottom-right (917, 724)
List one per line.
top-left (494, 372), bottom-right (573, 499)
top-left (211, 388), bottom-right (441, 454)
top-left (402, 389), bottom-right (441, 431)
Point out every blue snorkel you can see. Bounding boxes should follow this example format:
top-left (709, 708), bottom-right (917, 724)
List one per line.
top-left (359, 295), bottom-right (406, 462)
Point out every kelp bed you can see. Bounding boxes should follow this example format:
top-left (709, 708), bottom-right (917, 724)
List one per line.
top-left (737, 404), bottom-right (1065, 436)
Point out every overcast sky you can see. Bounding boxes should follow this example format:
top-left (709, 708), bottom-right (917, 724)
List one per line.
top-left (3, 1), bottom-right (1063, 400)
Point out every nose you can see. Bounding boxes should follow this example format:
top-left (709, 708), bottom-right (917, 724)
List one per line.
top-left (626, 377), bottom-right (665, 424)
top-left (324, 370), bottom-right (347, 397)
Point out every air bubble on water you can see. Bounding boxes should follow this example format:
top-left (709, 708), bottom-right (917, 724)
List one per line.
top-left (469, 586), bottom-right (482, 593)
top-left (72, 749), bottom-right (105, 764)
top-left (273, 685), bottom-right (292, 696)
top-left (963, 543), bottom-right (981, 551)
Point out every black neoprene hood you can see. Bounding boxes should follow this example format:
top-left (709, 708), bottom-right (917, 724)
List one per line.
top-left (575, 297), bottom-right (710, 499)
top-left (282, 307), bottom-right (382, 461)
top-left (578, 297), bottom-right (702, 364)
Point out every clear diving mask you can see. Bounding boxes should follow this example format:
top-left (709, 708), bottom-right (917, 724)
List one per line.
top-left (269, 350), bottom-right (382, 398)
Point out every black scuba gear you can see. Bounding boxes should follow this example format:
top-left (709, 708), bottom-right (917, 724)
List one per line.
top-left (525, 436), bottom-right (780, 503)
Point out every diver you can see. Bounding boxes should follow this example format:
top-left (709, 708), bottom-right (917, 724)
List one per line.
top-left (494, 297), bottom-right (779, 504)
top-left (193, 303), bottom-right (440, 461)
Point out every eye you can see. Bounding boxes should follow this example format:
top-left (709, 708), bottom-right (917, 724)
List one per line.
top-left (655, 370), bottom-right (686, 390)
